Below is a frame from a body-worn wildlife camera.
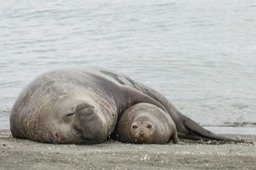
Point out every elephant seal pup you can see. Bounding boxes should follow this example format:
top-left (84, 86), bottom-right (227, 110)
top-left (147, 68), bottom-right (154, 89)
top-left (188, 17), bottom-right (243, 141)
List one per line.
top-left (10, 68), bottom-right (234, 144)
top-left (116, 103), bottom-right (179, 144)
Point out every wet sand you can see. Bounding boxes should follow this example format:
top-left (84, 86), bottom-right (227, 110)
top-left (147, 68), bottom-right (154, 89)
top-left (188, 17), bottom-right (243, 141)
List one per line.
top-left (0, 129), bottom-right (255, 170)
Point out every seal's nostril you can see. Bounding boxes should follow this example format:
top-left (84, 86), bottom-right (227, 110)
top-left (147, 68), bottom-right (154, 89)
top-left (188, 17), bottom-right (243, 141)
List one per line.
top-left (140, 132), bottom-right (144, 137)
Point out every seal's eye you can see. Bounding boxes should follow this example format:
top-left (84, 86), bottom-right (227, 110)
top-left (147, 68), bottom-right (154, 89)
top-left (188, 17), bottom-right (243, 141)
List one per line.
top-left (66, 112), bottom-right (75, 117)
top-left (146, 124), bottom-right (152, 129)
top-left (132, 125), bottom-right (138, 129)
top-left (64, 112), bottom-right (75, 123)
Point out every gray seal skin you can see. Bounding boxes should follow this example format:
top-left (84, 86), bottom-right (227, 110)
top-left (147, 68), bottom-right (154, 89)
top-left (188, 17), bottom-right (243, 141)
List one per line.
top-left (10, 68), bottom-right (232, 144)
top-left (10, 68), bottom-right (167, 144)
top-left (116, 103), bottom-right (179, 144)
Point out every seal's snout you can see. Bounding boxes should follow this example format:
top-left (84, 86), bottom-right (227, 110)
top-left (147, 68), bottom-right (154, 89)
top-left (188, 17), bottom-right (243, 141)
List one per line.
top-left (75, 104), bottom-right (108, 144)
top-left (75, 103), bottom-right (93, 113)
top-left (139, 131), bottom-right (144, 137)
top-left (81, 130), bottom-right (106, 144)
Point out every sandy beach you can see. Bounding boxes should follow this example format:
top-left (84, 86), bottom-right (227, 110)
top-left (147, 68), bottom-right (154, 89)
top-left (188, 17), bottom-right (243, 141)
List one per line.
top-left (0, 129), bottom-right (255, 170)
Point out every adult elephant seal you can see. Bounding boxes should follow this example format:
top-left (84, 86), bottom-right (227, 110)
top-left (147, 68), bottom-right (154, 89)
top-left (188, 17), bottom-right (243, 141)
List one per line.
top-left (10, 68), bottom-right (232, 144)
top-left (116, 103), bottom-right (179, 144)
top-left (10, 68), bottom-right (168, 144)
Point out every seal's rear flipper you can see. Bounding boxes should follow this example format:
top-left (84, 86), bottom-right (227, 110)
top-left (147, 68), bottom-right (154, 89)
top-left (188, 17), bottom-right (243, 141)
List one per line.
top-left (183, 116), bottom-right (237, 141)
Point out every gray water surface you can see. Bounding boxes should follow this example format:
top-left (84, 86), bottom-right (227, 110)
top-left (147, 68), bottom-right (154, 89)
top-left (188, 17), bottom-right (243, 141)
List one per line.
top-left (1, 0), bottom-right (256, 134)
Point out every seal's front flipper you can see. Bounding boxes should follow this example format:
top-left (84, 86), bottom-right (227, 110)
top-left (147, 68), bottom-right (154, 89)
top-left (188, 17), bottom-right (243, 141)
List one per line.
top-left (183, 116), bottom-right (235, 141)
top-left (170, 131), bottom-right (179, 144)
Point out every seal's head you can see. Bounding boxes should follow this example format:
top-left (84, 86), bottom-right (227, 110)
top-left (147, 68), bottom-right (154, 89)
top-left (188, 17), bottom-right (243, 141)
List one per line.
top-left (10, 77), bottom-right (117, 144)
top-left (116, 103), bottom-right (178, 144)
top-left (45, 92), bottom-right (115, 144)
top-left (130, 115), bottom-right (155, 144)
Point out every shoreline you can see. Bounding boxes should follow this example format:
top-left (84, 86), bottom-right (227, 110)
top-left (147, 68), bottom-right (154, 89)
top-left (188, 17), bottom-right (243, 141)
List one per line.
top-left (1, 129), bottom-right (256, 170)
top-left (204, 126), bottom-right (256, 135)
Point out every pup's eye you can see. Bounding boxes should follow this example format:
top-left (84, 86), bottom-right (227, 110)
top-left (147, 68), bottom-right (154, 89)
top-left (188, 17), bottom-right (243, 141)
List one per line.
top-left (146, 124), bottom-right (152, 129)
top-left (132, 125), bottom-right (138, 129)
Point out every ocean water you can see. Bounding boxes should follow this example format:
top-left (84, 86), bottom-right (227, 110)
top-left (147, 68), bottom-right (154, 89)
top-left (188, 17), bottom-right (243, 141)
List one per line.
top-left (0, 0), bottom-right (256, 134)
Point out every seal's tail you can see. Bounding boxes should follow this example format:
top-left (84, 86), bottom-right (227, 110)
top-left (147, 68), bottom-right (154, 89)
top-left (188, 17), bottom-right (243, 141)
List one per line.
top-left (182, 116), bottom-right (240, 142)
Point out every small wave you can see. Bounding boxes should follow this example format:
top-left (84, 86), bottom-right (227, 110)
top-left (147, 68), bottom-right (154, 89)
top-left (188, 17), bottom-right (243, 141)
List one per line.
top-left (224, 122), bottom-right (256, 127)
top-left (0, 106), bottom-right (11, 113)
top-left (204, 122), bottom-right (256, 127)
